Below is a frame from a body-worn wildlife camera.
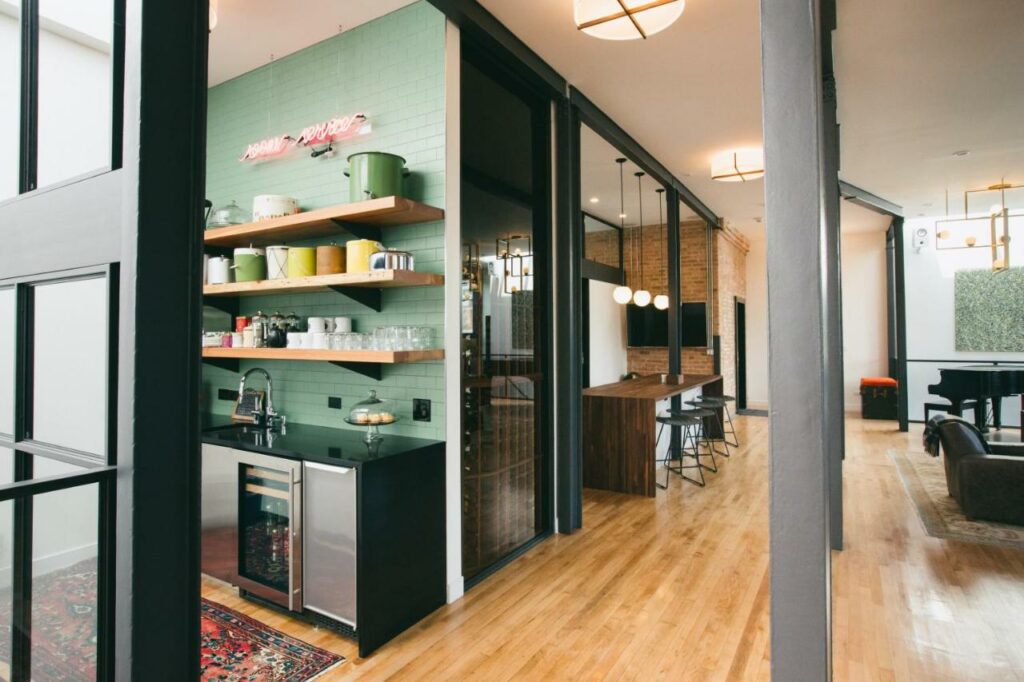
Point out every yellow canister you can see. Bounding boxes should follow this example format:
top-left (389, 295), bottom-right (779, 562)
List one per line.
top-left (346, 239), bottom-right (383, 274)
top-left (287, 247), bottom-right (316, 278)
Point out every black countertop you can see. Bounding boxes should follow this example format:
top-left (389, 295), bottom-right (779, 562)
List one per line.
top-left (202, 414), bottom-right (443, 467)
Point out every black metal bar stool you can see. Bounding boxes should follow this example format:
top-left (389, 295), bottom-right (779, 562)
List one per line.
top-left (685, 396), bottom-right (734, 456)
top-left (655, 410), bottom-right (717, 488)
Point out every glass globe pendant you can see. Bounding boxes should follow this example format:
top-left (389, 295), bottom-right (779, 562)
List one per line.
top-left (631, 170), bottom-right (650, 307)
top-left (613, 286), bottom-right (633, 304)
top-left (653, 294), bottom-right (669, 310)
top-left (633, 289), bottom-right (651, 307)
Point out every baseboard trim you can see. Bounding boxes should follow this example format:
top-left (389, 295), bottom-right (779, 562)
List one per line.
top-left (446, 576), bottom-right (465, 604)
top-left (0, 543), bottom-right (97, 590)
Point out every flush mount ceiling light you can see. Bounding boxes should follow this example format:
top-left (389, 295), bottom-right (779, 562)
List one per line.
top-left (711, 148), bottom-right (765, 182)
top-left (575, 0), bottom-right (685, 41)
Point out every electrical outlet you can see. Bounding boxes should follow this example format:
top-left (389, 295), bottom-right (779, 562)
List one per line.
top-left (328, 396), bottom-right (343, 409)
top-left (218, 388), bottom-right (238, 402)
top-left (413, 398), bottom-right (431, 422)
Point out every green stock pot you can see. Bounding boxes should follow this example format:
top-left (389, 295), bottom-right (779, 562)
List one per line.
top-left (345, 152), bottom-right (410, 202)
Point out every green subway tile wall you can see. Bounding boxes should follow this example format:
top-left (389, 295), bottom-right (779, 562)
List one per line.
top-left (202, 2), bottom-right (447, 440)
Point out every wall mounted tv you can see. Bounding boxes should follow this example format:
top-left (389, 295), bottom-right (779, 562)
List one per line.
top-left (626, 303), bottom-right (708, 348)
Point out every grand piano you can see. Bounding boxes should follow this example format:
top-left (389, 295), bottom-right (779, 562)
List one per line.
top-left (928, 364), bottom-right (1024, 432)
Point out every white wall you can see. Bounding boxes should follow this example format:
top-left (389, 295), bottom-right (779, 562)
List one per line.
top-left (840, 231), bottom-right (889, 411)
top-left (903, 218), bottom-right (1024, 425)
top-left (587, 280), bottom-right (628, 386)
top-left (744, 226), bottom-right (891, 413)
top-left (745, 231), bottom-right (770, 409)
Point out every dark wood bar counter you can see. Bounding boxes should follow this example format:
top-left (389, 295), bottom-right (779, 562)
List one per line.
top-left (583, 374), bottom-right (723, 497)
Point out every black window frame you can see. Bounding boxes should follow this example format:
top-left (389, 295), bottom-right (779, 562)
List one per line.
top-left (0, 264), bottom-right (119, 681)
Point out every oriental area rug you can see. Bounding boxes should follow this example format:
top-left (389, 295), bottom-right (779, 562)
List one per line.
top-left (890, 450), bottom-right (1024, 550)
top-left (0, 559), bottom-right (344, 681)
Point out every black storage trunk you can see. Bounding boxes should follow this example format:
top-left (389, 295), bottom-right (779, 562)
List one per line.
top-left (861, 383), bottom-right (898, 420)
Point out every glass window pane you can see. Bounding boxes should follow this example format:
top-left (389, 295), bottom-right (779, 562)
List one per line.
top-left (37, 0), bottom-right (113, 188)
top-left (583, 214), bottom-right (620, 269)
top-left (0, 2), bottom-right (18, 201)
top-left (32, 277), bottom-right (108, 456)
top-left (31, 477), bottom-right (99, 681)
top-left (0, 288), bottom-right (14, 436)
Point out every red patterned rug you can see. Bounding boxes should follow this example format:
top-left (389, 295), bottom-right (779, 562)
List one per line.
top-left (201, 598), bottom-right (345, 681)
top-left (0, 559), bottom-right (344, 681)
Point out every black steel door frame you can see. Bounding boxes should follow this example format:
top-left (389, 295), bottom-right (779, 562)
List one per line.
top-left (459, 35), bottom-right (557, 584)
top-left (0, 0), bottom-right (208, 678)
top-left (735, 296), bottom-right (747, 410)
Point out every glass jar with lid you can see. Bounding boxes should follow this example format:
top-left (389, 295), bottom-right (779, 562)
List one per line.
top-left (345, 390), bottom-right (397, 442)
top-left (207, 199), bottom-right (251, 228)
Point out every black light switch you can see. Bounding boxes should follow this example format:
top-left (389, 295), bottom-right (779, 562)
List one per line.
top-left (328, 396), bottom-right (343, 409)
top-left (413, 398), bottom-right (431, 422)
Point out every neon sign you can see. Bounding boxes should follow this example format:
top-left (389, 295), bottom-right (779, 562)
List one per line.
top-left (239, 113), bottom-right (371, 162)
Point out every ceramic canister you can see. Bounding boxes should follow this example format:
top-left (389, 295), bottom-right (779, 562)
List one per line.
top-left (287, 247), bottom-right (316, 278)
top-left (307, 316), bottom-right (328, 334)
top-left (252, 194), bottom-right (299, 222)
top-left (334, 316), bottom-right (352, 333)
top-left (316, 244), bottom-right (345, 275)
top-left (346, 239), bottom-right (383, 274)
top-left (207, 256), bottom-right (233, 284)
top-left (266, 245), bottom-right (290, 280)
top-left (232, 247), bottom-right (267, 282)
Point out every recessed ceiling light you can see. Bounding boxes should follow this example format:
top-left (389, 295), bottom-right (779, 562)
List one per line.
top-left (952, 150), bottom-right (970, 158)
top-left (619, 213), bottom-right (627, 219)
top-left (589, 197), bottom-right (600, 204)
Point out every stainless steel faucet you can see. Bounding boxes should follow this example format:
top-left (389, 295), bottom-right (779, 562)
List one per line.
top-left (237, 367), bottom-right (285, 430)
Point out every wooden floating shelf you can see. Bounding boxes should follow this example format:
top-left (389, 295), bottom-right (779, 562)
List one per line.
top-left (203, 270), bottom-right (444, 297)
top-left (202, 347), bottom-right (444, 363)
top-left (203, 196), bottom-right (444, 248)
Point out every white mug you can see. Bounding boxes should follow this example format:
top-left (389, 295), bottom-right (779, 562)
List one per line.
top-left (312, 332), bottom-right (329, 349)
top-left (307, 317), bottom-right (328, 333)
top-left (334, 316), bottom-right (352, 332)
top-left (287, 332), bottom-right (303, 349)
top-left (304, 331), bottom-right (316, 348)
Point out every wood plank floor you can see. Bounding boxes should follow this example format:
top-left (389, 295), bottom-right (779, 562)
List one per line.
top-left (202, 415), bottom-right (1024, 680)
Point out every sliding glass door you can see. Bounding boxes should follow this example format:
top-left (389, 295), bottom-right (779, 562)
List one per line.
top-left (460, 46), bottom-right (552, 582)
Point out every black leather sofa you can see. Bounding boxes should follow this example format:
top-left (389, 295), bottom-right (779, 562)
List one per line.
top-left (923, 415), bottom-right (1024, 526)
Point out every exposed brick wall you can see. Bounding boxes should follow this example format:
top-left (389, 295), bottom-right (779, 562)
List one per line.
top-left (714, 225), bottom-right (750, 397)
top-left (596, 218), bottom-right (748, 383)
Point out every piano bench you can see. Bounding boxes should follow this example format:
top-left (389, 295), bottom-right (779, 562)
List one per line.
top-left (924, 400), bottom-right (978, 423)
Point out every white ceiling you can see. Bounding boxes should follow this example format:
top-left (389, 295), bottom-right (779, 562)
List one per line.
top-left (480, 0), bottom-right (766, 234)
top-left (208, 0), bottom-right (416, 86)
top-left (834, 0), bottom-right (1024, 221)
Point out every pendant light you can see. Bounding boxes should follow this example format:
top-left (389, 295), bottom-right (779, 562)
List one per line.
top-left (653, 187), bottom-right (669, 310)
top-left (575, 0), bottom-right (685, 41)
top-left (612, 157), bottom-right (634, 305)
top-left (633, 172), bottom-right (651, 307)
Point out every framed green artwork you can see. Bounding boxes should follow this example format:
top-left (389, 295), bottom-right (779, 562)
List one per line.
top-left (954, 267), bottom-right (1024, 352)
